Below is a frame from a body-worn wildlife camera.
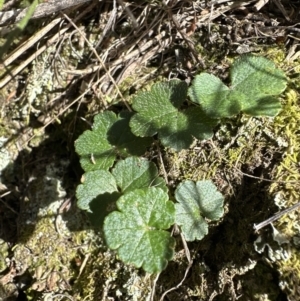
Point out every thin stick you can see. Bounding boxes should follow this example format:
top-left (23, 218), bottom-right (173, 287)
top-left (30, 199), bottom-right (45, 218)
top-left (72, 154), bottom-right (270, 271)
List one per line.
top-left (67, 30), bottom-right (168, 76)
top-left (150, 273), bottom-right (160, 301)
top-left (159, 233), bottom-right (193, 301)
top-left (253, 201), bottom-right (300, 231)
top-left (78, 253), bottom-right (90, 278)
top-left (273, 0), bottom-right (291, 22)
top-left (157, 144), bottom-right (169, 185)
top-left (0, 1), bottom-right (95, 88)
top-left (254, 0), bottom-right (269, 11)
top-left (61, 12), bottom-right (131, 111)
top-left (0, 17), bottom-right (62, 69)
top-left (0, 191), bottom-right (18, 214)
top-left (0, 0), bottom-right (92, 26)
top-left (93, 0), bottom-right (117, 51)
top-left (199, 0), bottom-right (257, 22)
top-left (117, 0), bottom-right (138, 29)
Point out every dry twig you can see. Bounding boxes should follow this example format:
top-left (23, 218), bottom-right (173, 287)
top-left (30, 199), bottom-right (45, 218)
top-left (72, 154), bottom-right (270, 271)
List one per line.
top-left (254, 0), bottom-right (269, 11)
top-left (0, 2), bottom-right (96, 88)
top-left (61, 11), bottom-right (131, 110)
top-left (0, 0), bottom-right (92, 26)
top-left (254, 201), bottom-right (300, 231)
top-left (0, 17), bottom-right (62, 69)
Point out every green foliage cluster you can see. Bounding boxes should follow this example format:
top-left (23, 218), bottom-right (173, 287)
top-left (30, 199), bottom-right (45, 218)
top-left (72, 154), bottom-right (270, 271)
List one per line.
top-left (75, 54), bottom-right (286, 273)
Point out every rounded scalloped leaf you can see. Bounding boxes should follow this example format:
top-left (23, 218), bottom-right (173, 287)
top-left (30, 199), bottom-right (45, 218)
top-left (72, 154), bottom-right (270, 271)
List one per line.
top-left (230, 54), bottom-right (287, 93)
top-left (75, 111), bottom-right (152, 172)
top-left (130, 80), bottom-right (188, 137)
top-left (76, 170), bottom-right (118, 211)
top-left (107, 111), bottom-right (152, 156)
top-left (175, 202), bottom-right (208, 242)
top-left (188, 55), bottom-right (286, 118)
top-left (175, 180), bottom-right (224, 241)
top-left (88, 192), bottom-right (121, 227)
top-left (158, 106), bottom-right (217, 150)
top-left (230, 54), bottom-right (286, 116)
top-left (103, 187), bottom-right (175, 273)
top-left (188, 73), bottom-right (240, 118)
top-left (112, 156), bottom-right (167, 193)
top-left (74, 112), bottom-right (117, 172)
top-left (130, 79), bottom-right (216, 151)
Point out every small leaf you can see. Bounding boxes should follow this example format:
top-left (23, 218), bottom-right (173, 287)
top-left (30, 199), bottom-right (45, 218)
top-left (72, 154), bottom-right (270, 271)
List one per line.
top-left (130, 80), bottom-right (187, 137)
top-left (175, 180), bottom-right (224, 241)
top-left (130, 80), bottom-right (216, 151)
top-left (230, 54), bottom-right (286, 116)
top-left (75, 111), bottom-right (152, 172)
top-left (188, 73), bottom-right (240, 118)
top-left (75, 112), bottom-right (117, 172)
top-left (107, 111), bottom-right (152, 156)
top-left (77, 157), bottom-right (167, 216)
top-left (76, 170), bottom-right (118, 211)
top-left (230, 55), bottom-right (286, 93)
top-left (112, 157), bottom-right (167, 193)
top-left (188, 55), bottom-right (287, 118)
top-left (104, 187), bottom-right (175, 273)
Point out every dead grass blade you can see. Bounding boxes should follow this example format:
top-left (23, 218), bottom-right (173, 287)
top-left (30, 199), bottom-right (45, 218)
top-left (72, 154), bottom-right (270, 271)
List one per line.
top-left (0, 0), bottom-right (92, 26)
top-left (0, 2), bottom-right (96, 89)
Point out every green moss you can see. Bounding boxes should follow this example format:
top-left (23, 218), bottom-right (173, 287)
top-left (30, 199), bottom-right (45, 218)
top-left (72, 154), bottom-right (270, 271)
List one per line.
top-left (278, 250), bottom-right (300, 297)
top-left (270, 88), bottom-right (300, 206)
top-left (12, 205), bottom-right (92, 295)
top-left (0, 123), bottom-right (9, 137)
top-left (264, 48), bottom-right (286, 64)
top-left (0, 239), bottom-right (9, 273)
top-left (265, 85), bottom-right (300, 300)
top-left (72, 242), bottom-right (153, 300)
top-left (165, 141), bottom-right (224, 186)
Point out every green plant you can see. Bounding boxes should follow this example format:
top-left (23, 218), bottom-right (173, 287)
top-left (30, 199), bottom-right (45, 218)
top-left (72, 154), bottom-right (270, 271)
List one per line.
top-left (130, 80), bottom-right (217, 151)
top-left (75, 54), bottom-right (286, 273)
top-left (188, 55), bottom-right (286, 118)
top-left (175, 180), bottom-right (224, 241)
top-left (103, 186), bottom-right (175, 273)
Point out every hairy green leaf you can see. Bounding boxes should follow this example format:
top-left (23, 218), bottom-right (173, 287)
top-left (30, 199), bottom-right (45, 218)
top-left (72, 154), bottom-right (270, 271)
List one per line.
top-left (76, 170), bottom-right (118, 211)
top-left (88, 192), bottom-right (121, 227)
top-left (230, 55), bottom-right (286, 116)
top-left (188, 73), bottom-right (240, 118)
top-left (104, 187), bottom-right (175, 273)
top-left (175, 180), bottom-right (224, 241)
top-left (77, 157), bottom-right (166, 216)
top-left (75, 112), bottom-right (117, 172)
top-left (189, 54), bottom-right (286, 118)
top-left (112, 157), bottom-right (167, 193)
top-left (75, 111), bottom-right (151, 172)
top-left (130, 80), bottom-right (217, 151)
top-left (107, 111), bottom-right (152, 156)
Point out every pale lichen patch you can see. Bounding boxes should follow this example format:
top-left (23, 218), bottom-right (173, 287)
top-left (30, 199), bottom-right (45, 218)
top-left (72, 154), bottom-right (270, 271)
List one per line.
top-left (10, 160), bottom-right (96, 298)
